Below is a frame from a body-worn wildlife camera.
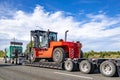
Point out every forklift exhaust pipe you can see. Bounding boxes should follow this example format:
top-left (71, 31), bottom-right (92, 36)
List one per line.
top-left (65, 30), bottom-right (69, 41)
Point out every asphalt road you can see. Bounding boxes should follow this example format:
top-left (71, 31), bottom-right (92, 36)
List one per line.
top-left (0, 61), bottom-right (120, 80)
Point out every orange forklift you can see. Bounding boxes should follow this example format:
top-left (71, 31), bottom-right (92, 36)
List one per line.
top-left (29, 29), bottom-right (82, 63)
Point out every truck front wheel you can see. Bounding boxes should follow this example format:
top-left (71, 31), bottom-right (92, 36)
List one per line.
top-left (100, 61), bottom-right (116, 77)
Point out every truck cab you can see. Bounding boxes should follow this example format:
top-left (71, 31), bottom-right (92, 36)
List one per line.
top-left (4, 42), bottom-right (23, 64)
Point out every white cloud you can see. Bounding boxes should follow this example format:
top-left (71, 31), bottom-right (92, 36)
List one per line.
top-left (0, 5), bottom-right (120, 51)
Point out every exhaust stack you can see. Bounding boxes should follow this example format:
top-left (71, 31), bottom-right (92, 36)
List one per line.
top-left (65, 30), bottom-right (69, 41)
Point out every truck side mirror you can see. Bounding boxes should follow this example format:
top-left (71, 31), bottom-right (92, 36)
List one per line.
top-left (4, 48), bottom-right (7, 53)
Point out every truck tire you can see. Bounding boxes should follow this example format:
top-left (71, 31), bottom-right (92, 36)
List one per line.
top-left (65, 60), bottom-right (74, 71)
top-left (4, 57), bottom-right (7, 63)
top-left (10, 58), bottom-right (14, 64)
top-left (22, 61), bottom-right (26, 66)
top-left (5, 60), bottom-right (7, 63)
top-left (53, 47), bottom-right (65, 63)
top-left (79, 60), bottom-right (94, 74)
top-left (100, 61), bottom-right (116, 77)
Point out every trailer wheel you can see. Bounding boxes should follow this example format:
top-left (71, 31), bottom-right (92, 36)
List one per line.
top-left (100, 61), bottom-right (116, 77)
top-left (53, 47), bottom-right (65, 63)
top-left (79, 60), bottom-right (94, 74)
top-left (64, 60), bottom-right (74, 71)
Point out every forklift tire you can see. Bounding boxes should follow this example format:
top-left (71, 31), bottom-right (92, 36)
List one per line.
top-left (64, 60), bottom-right (74, 72)
top-left (30, 50), bottom-right (37, 63)
top-left (79, 60), bottom-right (94, 74)
top-left (100, 61), bottom-right (116, 77)
top-left (53, 47), bottom-right (65, 63)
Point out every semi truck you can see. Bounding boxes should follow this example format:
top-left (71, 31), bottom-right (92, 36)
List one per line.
top-left (23, 29), bottom-right (120, 77)
top-left (4, 42), bottom-right (24, 64)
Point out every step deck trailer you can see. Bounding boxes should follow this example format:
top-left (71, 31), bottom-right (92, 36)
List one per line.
top-left (23, 58), bottom-right (120, 77)
top-left (23, 29), bottom-right (120, 77)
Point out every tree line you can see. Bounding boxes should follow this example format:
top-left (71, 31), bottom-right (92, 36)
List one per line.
top-left (84, 50), bottom-right (120, 58)
top-left (0, 50), bottom-right (5, 58)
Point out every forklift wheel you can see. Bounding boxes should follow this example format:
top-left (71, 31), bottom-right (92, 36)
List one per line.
top-left (53, 47), bottom-right (65, 63)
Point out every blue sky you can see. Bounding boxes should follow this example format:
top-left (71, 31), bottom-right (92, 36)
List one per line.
top-left (1, 0), bottom-right (120, 17)
top-left (0, 0), bottom-right (120, 52)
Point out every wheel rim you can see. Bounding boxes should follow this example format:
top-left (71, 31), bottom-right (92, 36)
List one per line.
top-left (102, 64), bottom-right (112, 75)
top-left (30, 51), bottom-right (35, 62)
top-left (81, 63), bottom-right (89, 72)
top-left (66, 62), bottom-right (71, 70)
top-left (31, 56), bottom-right (34, 61)
top-left (54, 50), bottom-right (61, 62)
top-left (65, 60), bottom-right (73, 71)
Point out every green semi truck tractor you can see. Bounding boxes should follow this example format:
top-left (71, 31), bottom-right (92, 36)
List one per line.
top-left (4, 42), bottom-right (24, 64)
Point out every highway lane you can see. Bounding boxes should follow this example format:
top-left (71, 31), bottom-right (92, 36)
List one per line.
top-left (0, 62), bottom-right (120, 80)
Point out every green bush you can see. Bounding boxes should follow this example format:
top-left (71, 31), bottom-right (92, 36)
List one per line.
top-left (83, 50), bottom-right (120, 58)
top-left (0, 50), bottom-right (5, 58)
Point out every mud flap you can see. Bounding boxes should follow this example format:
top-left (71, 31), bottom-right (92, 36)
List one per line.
top-left (117, 66), bottom-right (120, 76)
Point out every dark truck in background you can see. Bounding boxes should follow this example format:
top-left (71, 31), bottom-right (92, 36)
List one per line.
top-left (4, 42), bottom-right (24, 64)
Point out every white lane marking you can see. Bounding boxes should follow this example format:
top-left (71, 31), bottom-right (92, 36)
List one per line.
top-left (54, 72), bottom-right (93, 80)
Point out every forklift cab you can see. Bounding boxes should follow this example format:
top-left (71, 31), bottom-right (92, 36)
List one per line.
top-left (31, 30), bottom-right (57, 49)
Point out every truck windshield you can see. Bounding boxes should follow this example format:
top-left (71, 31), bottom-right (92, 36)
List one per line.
top-left (49, 32), bottom-right (57, 41)
top-left (32, 30), bottom-right (57, 48)
top-left (40, 32), bottom-right (57, 48)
